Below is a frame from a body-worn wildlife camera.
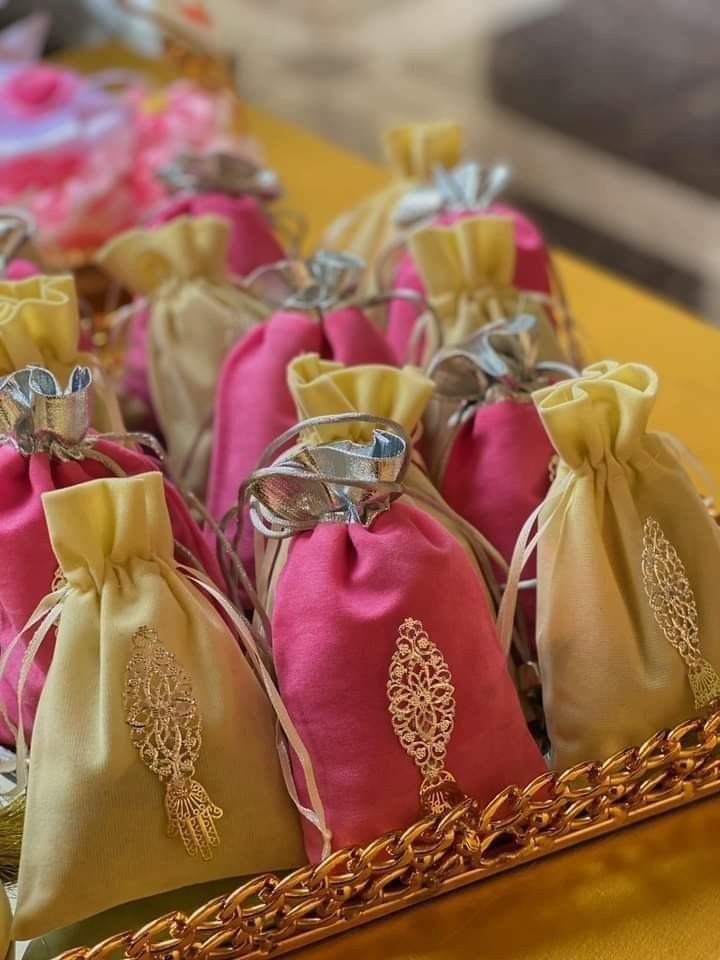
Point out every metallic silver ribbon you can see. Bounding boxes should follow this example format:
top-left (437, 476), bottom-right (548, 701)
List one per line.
top-left (156, 151), bottom-right (283, 200)
top-left (245, 251), bottom-right (365, 312)
top-left (0, 364), bottom-right (163, 471)
top-left (0, 365), bottom-right (92, 454)
top-left (244, 413), bottom-right (411, 537)
top-left (429, 314), bottom-right (578, 413)
top-left (393, 161), bottom-right (512, 227)
top-left (0, 206), bottom-right (36, 275)
top-left (424, 316), bottom-right (578, 495)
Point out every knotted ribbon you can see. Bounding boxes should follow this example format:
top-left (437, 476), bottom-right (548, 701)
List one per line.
top-left (156, 151), bottom-right (283, 201)
top-left (423, 315), bottom-right (578, 492)
top-left (0, 363), bottom-right (162, 474)
top-left (246, 251), bottom-right (365, 314)
top-left (244, 413), bottom-right (411, 538)
top-left (393, 160), bottom-right (512, 227)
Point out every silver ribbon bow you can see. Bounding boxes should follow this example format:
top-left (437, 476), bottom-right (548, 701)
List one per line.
top-left (245, 415), bottom-right (410, 536)
top-left (156, 151), bottom-right (283, 200)
top-left (393, 161), bottom-right (512, 227)
top-left (0, 365), bottom-right (92, 454)
top-left (429, 314), bottom-right (577, 411)
top-left (0, 206), bottom-right (36, 274)
top-left (245, 251), bottom-right (365, 312)
top-left (0, 364), bottom-right (164, 473)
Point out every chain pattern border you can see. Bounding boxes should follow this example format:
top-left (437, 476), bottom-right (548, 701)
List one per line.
top-left (56, 709), bottom-right (720, 960)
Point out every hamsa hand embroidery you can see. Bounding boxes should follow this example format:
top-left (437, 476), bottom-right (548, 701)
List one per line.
top-left (123, 626), bottom-right (223, 860)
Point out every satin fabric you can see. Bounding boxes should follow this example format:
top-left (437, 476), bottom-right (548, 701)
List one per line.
top-left (534, 361), bottom-right (720, 768)
top-left (432, 398), bottom-right (554, 648)
top-left (13, 472), bottom-right (304, 939)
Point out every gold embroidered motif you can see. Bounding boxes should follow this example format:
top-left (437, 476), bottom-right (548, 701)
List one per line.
top-left (387, 618), bottom-right (463, 816)
top-left (123, 626), bottom-right (222, 860)
top-left (641, 517), bottom-right (720, 711)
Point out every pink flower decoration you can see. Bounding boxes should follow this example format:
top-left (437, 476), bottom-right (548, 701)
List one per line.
top-left (1, 64), bottom-right (81, 116)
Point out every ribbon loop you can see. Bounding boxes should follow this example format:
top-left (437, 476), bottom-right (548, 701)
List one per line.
top-left (393, 161), bottom-right (512, 227)
top-left (246, 425), bottom-right (409, 536)
top-left (245, 413), bottom-right (411, 537)
top-left (156, 151), bottom-right (283, 200)
top-left (429, 314), bottom-right (576, 409)
top-left (0, 363), bottom-right (92, 450)
top-left (0, 363), bottom-right (165, 470)
top-left (246, 251), bottom-right (365, 312)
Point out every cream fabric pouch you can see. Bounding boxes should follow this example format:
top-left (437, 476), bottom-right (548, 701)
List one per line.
top-left (500, 361), bottom-right (720, 769)
top-left (12, 471), bottom-right (304, 939)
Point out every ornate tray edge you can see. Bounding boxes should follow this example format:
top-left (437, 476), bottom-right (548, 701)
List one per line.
top-left (55, 708), bottom-right (720, 960)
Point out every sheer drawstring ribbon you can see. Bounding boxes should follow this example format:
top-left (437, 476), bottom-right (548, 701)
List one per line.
top-left (496, 472), bottom-right (576, 661)
top-left (0, 583), bottom-right (70, 792)
top-left (178, 564), bottom-right (332, 858)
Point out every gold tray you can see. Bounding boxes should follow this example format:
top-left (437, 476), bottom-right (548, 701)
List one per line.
top-left (57, 707), bottom-right (720, 960)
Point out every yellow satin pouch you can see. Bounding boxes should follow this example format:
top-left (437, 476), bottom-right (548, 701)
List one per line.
top-left (321, 121), bottom-right (462, 277)
top-left (12, 472), bottom-right (304, 940)
top-left (282, 354), bottom-right (502, 611)
top-left (0, 274), bottom-right (123, 433)
top-left (408, 215), bottom-right (563, 357)
top-left (533, 361), bottom-right (720, 770)
top-left (96, 216), bottom-right (268, 494)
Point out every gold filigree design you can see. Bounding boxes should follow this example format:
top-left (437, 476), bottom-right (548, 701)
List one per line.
top-left (123, 626), bottom-right (222, 860)
top-left (54, 709), bottom-right (720, 960)
top-left (387, 618), bottom-right (462, 816)
top-left (641, 517), bottom-right (720, 711)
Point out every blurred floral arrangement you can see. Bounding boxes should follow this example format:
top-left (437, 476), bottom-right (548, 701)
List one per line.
top-left (0, 10), bottom-right (256, 262)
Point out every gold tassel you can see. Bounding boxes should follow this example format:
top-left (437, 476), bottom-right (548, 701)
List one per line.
top-left (0, 793), bottom-right (24, 885)
top-left (387, 617), bottom-right (462, 815)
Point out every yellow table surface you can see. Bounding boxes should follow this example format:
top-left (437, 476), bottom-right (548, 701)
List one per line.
top-left (45, 44), bottom-right (720, 960)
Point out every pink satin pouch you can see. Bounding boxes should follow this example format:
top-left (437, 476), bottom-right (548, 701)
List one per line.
top-left (0, 438), bottom-right (222, 746)
top-left (269, 500), bottom-right (546, 860)
top-left (149, 192), bottom-right (285, 279)
top-left (387, 205), bottom-right (553, 363)
top-left (207, 307), bottom-right (396, 577)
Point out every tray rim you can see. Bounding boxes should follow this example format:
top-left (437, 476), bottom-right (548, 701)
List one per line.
top-left (53, 707), bottom-right (720, 960)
